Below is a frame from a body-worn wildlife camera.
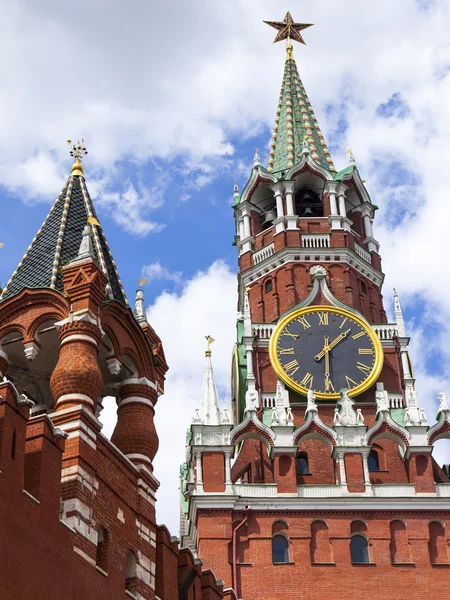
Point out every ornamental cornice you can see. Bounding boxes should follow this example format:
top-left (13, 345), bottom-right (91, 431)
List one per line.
top-left (239, 168), bottom-right (277, 205)
top-left (428, 408), bottom-right (450, 445)
top-left (292, 411), bottom-right (337, 448)
top-left (366, 410), bottom-right (411, 450)
top-left (240, 246), bottom-right (384, 289)
top-left (286, 154), bottom-right (333, 183)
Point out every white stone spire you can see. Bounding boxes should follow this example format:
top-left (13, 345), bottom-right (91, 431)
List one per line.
top-left (253, 147), bottom-right (261, 168)
top-left (199, 336), bottom-right (222, 425)
top-left (74, 224), bottom-right (95, 262)
top-left (393, 288), bottom-right (406, 337)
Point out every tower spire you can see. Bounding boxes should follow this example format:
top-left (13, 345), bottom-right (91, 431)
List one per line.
top-left (0, 142), bottom-right (127, 305)
top-left (198, 336), bottom-right (222, 425)
top-left (264, 12), bottom-right (335, 174)
top-left (393, 288), bottom-right (406, 337)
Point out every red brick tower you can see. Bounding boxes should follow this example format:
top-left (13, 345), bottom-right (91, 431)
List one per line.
top-left (0, 142), bottom-right (237, 600)
top-left (181, 13), bottom-right (450, 599)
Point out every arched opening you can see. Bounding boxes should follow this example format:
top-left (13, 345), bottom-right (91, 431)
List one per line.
top-left (368, 449), bottom-right (380, 472)
top-left (430, 438), bottom-right (450, 482)
top-left (310, 520), bottom-right (332, 564)
top-left (96, 526), bottom-right (109, 572)
top-left (350, 535), bottom-right (369, 564)
top-left (264, 279), bottom-right (273, 294)
top-left (361, 281), bottom-right (368, 295)
top-left (125, 550), bottom-right (137, 594)
top-left (429, 521), bottom-right (448, 564)
top-left (295, 189), bottom-right (323, 218)
top-left (296, 452), bottom-right (310, 475)
top-left (272, 534), bottom-right (289, 564)
top-left (390, 520), bottom-right (409, 564)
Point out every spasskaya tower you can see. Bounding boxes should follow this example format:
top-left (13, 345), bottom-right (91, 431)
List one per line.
top-left (181, 12), bottom-right (450, 600)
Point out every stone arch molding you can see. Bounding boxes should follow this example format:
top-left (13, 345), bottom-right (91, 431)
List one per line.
top-left (230, 409), bottom-right (275, 450)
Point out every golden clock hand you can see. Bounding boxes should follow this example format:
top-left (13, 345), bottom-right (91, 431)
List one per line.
top-left (314, 328), bottom-right (351, 361)
top-left (323, 336), bottom-right (330, 381)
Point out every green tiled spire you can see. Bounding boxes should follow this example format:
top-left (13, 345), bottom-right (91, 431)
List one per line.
top-left (0, 162), bottom-right (128, 306)
top-left (268, 46), bottom-right (335, 174)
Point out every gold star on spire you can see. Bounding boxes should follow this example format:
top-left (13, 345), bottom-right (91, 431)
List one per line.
top-left (263, 11), bottom-right (313, 45)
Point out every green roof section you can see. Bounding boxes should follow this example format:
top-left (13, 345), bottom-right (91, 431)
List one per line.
top-left (0, 170), bottom-right (128, 306)
top-left (268, 48), bottom-right (335, 175)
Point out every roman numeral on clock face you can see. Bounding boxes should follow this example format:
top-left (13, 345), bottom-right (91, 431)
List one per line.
top-left (318, 312), bottom-right (329, 325)
top-left (352, 331), bottom-right (365, 340)
top-left (284, 359), bottom-right (300, 376)
top-left (297, 316), bottom-right (311, 330)
top-left (356, 361), bottom-right (371, 375)
top-left (279, 347), bottom-right (295, 355)
top-left (282, 330), bottom-right (299, 340)
top-left (300, 372), bottom-right (314, 388)
top-left (345, 375), bottom-right (358, 388)
top-left (358, 348), bottom-right (373, 355)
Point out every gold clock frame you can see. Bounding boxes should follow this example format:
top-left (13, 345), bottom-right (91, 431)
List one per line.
top-left (269, 305), bottom-right (384, 400)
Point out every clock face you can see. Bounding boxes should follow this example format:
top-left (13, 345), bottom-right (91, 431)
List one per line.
top-left (269, 306), bottom-right (383, 399)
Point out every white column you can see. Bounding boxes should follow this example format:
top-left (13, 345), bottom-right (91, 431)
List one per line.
top-left (361, 451), bottom-right (372, 494)
top-left (400, 348), bottom-right (413, 381)
top-left (225, 451), bottom-right (232, 492)
top-left (338, 452), bottom-right (347, 488)
top-left (246, 347), bottom-right (254, 378)
top-left (329, 191), bottom-right (338, 215)
top-left (338, 193), bottom-right (346, 217)
top-left (195, 452), bottom-right (203, 491)
top-left (363, 213), bottom-right (373, 239)
top-left (243, 214), bottom-right (251, 239)
top-left (238, 219), bottom-right (245, 240)
top-left (284, 182), bottom-right (297, 230)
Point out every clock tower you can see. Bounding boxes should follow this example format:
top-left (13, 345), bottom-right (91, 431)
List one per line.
top-left (181, 13), bottom-right (450, 599)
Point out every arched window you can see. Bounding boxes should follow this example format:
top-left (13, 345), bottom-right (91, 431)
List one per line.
top-left (96, 526), bottom-right (109, 572)
top-left (368, 450), bottom-right (380, 472)
top-left (264, 279), bottom-right (273, 294)
top-left (272, 534), bottom-right (289, 564)
top-left (125, 550), bottom-right (137, 594)
top-left (350, 535), bottom-right (369, 564)
top-left (296, 452), bottom-right (309, 475)
top-left (295, 189), bottom-right (323, 218)
top-left (429, 521), bottom-right (448, 564)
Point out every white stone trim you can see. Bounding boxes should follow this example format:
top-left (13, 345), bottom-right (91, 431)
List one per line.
top-left (57, 393), bottom-right (95, 406)
top-left (60, 334), bottom-right (98, 347)
top-left (121, 377), bottom-right (157, 392)
top-left (241, 245), bottom-right (383, 290)
top-left (127, 453), bottom-right (153, 467)
top-left (0, 348), bottom-right (8, 361)
top-left (118, 396), bottom-right (154, 409)
top-left (74, 546), bottom-right (96, 567)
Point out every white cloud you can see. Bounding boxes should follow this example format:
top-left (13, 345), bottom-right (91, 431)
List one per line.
top-left (147, 260), bottom-right (237, 533)
top-left (142, 262), bottom-right (183, 286)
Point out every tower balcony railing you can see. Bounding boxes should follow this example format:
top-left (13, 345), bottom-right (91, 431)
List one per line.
top-left (301, 234), bottom-right (330, 249)
top-left (354, 242), bottom-right (371, 264)
top-left (252, 323), bottom-right (276, 339)
top-left (253, 243), bottom-right (275, 265)
top-left (372, 323), bottom-right (399, 341)
top-left (232, 483), bottom-right (277, 497)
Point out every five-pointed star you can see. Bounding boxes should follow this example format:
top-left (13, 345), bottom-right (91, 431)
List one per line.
top-left (263, 11), bottom-right (313, 45)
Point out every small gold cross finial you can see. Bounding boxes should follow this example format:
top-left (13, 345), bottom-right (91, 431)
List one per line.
top-left (67, 139), bottom-right (88, 176)
top-left (205, 335), bottom-right (215, 356)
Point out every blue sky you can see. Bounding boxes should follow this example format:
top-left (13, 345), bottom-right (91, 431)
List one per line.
top-left (1, 0), bottom-right (450, 534)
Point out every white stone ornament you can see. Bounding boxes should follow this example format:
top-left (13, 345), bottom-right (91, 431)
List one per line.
top-left (438, 392), bottom-right (449, 413)
top-left (222, 408), bottom-right (230, 424)
top-left (271, 407), bottom-right (279, 425)
top-left (286, 406), bottom-right (294, 425)
top-left (310, 265), bottom-right (327, 279)
top-left (333, 407), bottom-right (341, 425)
top-left (375, 383), bottom-right (390, 414)
top-left (245, 389), bottom-right (259, 412)
top-left (193, 409), bottom-right (201, 424)
top-left (356, 408), bottom-right (365, 425)
top-left (306, 389), bottom-right (318, 414)
top-left (336, 388), bottom-right (358, 426)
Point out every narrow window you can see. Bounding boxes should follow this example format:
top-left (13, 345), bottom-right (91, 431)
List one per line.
top-left (361, 281), bottom-right (368, 295)
top-left (310, 520), bottom-right (332, 564)
top-left (296, 453), bottom-right (309, 475)
top-left (126, 550), bottom-right (137, 594)
top-left (272, 534), bottom-right (289, 564)
top-left (264, 279), bottom-right (273, 294)
top-left (96, 526), bottom-right (109, 572)
top-left (350, 535), bottom-right (369, 564)
top-left (368, 450), bottom-right (379, 472)
top-left (11, 429), bottom-right (16, 459)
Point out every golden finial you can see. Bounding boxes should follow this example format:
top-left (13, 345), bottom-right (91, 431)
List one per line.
top-left (205, 335), bottom-right (215, 357)
top-left (67, 139), bottom-right (88, 176)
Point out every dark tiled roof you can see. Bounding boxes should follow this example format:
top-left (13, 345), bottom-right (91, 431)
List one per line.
top-left (0, 174), bottom-right (128, 306)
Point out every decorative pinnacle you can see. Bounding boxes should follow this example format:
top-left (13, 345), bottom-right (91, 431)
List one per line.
top-left (205, 335), bottom-right (215, 357)
top-left (67, 139), bottom-right (88, 175)
top-left (263, 11), bottom-right (313, 50)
